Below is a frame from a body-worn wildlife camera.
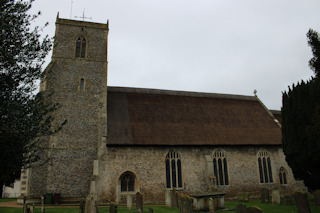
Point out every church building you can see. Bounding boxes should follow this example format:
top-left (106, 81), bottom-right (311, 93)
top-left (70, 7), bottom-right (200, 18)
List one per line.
top-left (26, 16), bottom-right (304, 203)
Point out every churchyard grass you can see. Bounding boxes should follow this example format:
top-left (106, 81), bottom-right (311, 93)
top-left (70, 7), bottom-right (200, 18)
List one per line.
top-left (0, 198), bottom-right (16, 202)
top-left (225, 199), bottom-right (320, 213)
top-left (0, 206), bottom-right (179, 213)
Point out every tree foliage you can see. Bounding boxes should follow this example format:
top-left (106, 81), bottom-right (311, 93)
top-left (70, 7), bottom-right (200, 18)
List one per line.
top-left (282, 29), bottom-right (320, 191)
top-left (0, 0), bottom-right (63, 194)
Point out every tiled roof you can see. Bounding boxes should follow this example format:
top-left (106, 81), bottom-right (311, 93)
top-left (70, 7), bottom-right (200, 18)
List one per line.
top-left (106, 87), bottom-right (281, 146)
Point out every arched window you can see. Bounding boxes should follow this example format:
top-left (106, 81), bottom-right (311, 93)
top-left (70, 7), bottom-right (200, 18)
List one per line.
top-left (257, 151), bottom-right (273, 183)
top-left (279, 167), bottom-right (287, 185)
top-left (120, 172), bottom-right (135, 192)
top-left (75, 36), bottom-right (86, 58)
top-left (165, 151), bottom-right (182, 189)
top-left (213, 150), bottom-right (229, 186)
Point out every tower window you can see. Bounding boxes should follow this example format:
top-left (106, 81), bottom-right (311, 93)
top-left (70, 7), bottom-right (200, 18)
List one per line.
top-left (75, 36), bottom-right (86, 58)
top-left (80, 78), bottom-right (85, 90)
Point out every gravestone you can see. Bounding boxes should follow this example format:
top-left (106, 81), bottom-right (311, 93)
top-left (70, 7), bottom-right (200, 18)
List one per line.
top-left (84, 195), bottom-right (96, 213)
top-left (209, 198), bottom-right (215, 213)
top-left (244, 192), bottom-right (250, 202)
top-left (28, 205), bottom-right (34, 213)
top-left (80, 200), bottom-right (85, 213)
top-left (148, 207), bottom-right (153, 213)
top-left (261, 188), bottom-right (269, 204)
top-left (314, 190), bottom-right (320, 206)
top-left (109, 202), bottom-right (117, 213)
top-left (165, 189), bottom-right (172, 207)
top-left (179, 195), bottom-right (194, 213)
top-left (245, 206), bottom-right (262, 213)
top-left (127, 195), bottom-right (132, 210)
top-left (238, 192), bottom-right (244, 202)
top-left (23, 197), bottom-right (27, 213)
top-left (236, 204), bottom-right (246, 213)
top-left (172, 188), bottom-right (178, 208)
top-left (41, 196), bottom-right (45, 213)
top-left (272, 190), bottom-right (280, 204)
top-left (284, 196), bottom-right (292, 206)
top-left (293, 192), bottom-right (311, 213)
top-left (136, 192), bottom-right (143, 213)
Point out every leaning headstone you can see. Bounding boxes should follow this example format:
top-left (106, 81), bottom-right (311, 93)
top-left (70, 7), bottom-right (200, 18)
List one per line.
top-left (245, 206), bottom-right (262, 213)
top-left (109, 202), bottom-right (117, 213)
top-left (209, 198), bottom-right (215, 213)
top-left (148, 207), bottom-right (153, 213)
top-left (136, 192), bottom-right (143, 213)
top-left (293, 192), bottom-right (311, 213)
top-left (261, 188), bottom-right (269, 204)
top-left (127, 195), bottom-right (132, 210)
top-left (284, 195), bottom-right (292, 206)
top-left (41, 196), bottom-right (45, 213)
top-left (272, 190), bottom-right (280, 204)
top-left (236, 204), bottom-right (246, 213)
top-left (314, 190), bottom-right (320, 206)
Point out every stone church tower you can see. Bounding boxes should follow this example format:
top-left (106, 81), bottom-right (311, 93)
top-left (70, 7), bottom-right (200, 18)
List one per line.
top-left (29, 15), bottom-right (109, 196)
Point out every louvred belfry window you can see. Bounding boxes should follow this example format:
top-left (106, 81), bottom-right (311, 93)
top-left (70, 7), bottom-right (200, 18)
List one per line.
top-left (75, 36), bottom-right (86, 58)
top-left (165, 151), bottom-right (182, 189)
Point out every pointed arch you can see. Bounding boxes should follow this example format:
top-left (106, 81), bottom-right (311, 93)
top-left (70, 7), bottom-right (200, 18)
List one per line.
top-left (212, 149), bottom-right (229, 186)
top-left (279, 167), bottom-right (288, 185)
top-left (257, 150), bottom-right (273, 183)
top-left (75, 35), bottom-right (86, 58)
top-left (119, 171), bottom-right (136, 192)
top-left (165, 151), bottom-right (183, 189)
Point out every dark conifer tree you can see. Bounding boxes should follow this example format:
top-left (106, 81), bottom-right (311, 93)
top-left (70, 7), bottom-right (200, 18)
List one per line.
top-left (0, 0), bottom-right (64, 197)
top-left (282, 29), bottom-right (320, 191)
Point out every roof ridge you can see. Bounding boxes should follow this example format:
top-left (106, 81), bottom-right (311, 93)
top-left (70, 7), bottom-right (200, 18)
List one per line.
top-left (107, 86), bottom-right (257, 101)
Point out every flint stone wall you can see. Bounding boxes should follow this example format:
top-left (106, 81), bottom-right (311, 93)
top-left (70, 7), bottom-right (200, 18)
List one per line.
top-left (98, 145), bottom-right (296, 203)
top-left (28, 18), bottom-right (108, 197)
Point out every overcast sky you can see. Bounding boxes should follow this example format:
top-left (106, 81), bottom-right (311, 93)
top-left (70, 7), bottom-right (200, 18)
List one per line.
top-left (29, 0), bottom-right (320, 110)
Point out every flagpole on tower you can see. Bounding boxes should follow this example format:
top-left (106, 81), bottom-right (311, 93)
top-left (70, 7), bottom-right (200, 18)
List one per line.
top-left (70, 1), bottom-right (73, 19)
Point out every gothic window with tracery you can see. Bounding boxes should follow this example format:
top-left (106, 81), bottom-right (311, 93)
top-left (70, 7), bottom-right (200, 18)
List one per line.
top-left (120, 172), bottom-right (135, 192)
top-left (75, 36), bottom-right (86, 58)
top-left (279, 167), bottom-right (287, 185)
top-left (165, 151), bottom-right (182, 189)
top-left (213, 150), bottom-right (229, 186)
top-left (257, 151), bottom-right (273, 183)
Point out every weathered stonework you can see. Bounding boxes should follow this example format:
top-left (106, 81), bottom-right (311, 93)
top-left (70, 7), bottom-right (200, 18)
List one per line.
top-left (29, 17), bottom-right (108, 197)
top-left (97, 146), bottom-right (297, 203)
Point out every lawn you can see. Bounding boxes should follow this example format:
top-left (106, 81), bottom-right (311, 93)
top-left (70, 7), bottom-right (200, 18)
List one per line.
top-left (0, 206), bottom-right (179, 213)
top-left (0, 198), bottom-right (16, 202)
